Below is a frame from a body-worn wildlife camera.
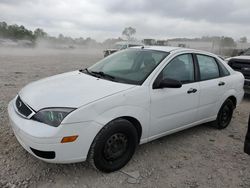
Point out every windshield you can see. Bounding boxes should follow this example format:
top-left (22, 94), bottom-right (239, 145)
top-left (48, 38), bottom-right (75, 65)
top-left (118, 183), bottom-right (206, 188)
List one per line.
top-left (87, 49), bottom-right (169, 85)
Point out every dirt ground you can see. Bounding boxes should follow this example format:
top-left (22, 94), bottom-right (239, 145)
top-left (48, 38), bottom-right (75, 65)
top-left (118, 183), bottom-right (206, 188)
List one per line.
top-left (0, 48), bottom-right (250, 188)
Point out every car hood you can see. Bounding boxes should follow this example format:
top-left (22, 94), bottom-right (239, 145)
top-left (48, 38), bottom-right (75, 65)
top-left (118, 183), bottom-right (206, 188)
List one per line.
top-left (19, 71), bottom-right (135, 111)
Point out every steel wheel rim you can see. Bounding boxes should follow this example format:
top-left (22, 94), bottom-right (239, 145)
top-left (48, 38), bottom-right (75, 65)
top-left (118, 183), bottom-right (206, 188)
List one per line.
top-left (103, 133), bottom-right (128, 161)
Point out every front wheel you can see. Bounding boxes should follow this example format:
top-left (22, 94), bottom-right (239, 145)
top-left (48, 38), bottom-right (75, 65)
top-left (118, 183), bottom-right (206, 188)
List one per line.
top-left (215, 99), bottom-right (235, 129)
top-left (88, 119), bottom-right (138, 172)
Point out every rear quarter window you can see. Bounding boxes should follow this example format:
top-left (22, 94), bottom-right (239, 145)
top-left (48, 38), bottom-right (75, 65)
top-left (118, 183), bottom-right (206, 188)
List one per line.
top-left (217, 60), bottom-right (230, 76)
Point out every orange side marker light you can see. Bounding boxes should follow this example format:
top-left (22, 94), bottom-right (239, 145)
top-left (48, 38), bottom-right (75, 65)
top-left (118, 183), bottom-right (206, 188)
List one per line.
top-left (61, 135), bottom-right (78, 143)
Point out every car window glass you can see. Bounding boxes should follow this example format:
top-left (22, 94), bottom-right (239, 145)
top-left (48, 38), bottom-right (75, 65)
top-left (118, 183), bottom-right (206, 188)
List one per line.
top-left (89, 49), bottom-right (169, 85)
top-left (103, 52), bottom-right (134, 71)
top-left (152, 53), bottom-right (165, 63)
top-left (140, 53), bottom-right (165, 69)
top-left (161, 54), bottom-right (194, 84)
top-left (197, 55), bottom-right (219, 80)
top-left (218, 60), bottom-right (230, 76)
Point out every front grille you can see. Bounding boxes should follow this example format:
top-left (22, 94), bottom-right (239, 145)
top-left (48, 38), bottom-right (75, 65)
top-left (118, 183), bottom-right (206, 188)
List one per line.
top-left (15, 96), bottom-right (32, 117)
top-left (245, 80), bottom-right (250, 86)
top-left (228, 59), bottom-right (250, 79)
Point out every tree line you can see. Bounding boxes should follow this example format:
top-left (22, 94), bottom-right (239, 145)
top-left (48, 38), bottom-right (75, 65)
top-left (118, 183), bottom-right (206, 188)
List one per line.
top-left (0, 22), bottom-right (47, 41)
top-left (0, 21), bottom-right (100, 47)
top-left (0, 22), bottom-right (139, 48)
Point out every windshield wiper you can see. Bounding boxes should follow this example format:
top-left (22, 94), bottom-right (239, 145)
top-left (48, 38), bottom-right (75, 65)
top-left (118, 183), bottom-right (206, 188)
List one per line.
top-left (80, 68), bottom-right (116, 81)
top-left (79, 68), bottom-right (99, 77)
top-left (91, 71), bottom-right (116, 80)
top-left (79, 68), bottom-right (90, 73)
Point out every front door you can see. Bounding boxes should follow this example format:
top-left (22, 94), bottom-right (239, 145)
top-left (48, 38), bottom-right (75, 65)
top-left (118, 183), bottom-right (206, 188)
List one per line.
top-left (150, 53), bottom-right (200, 138)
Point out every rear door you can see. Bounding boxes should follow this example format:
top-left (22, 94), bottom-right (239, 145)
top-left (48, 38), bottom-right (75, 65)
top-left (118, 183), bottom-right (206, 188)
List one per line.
top-left (195, 54), bottom-right (229, 120)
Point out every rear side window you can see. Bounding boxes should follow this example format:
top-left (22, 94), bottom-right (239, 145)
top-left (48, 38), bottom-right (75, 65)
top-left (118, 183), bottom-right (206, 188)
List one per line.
top-left (197, 55), bottom-right (219, 81)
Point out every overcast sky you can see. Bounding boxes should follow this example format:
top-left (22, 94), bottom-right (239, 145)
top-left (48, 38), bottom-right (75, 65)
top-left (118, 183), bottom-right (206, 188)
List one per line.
top-left (0, 0), bottom-right (250, 41)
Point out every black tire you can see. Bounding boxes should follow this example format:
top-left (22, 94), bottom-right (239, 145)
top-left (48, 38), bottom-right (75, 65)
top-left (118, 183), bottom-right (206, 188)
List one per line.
top-left (215, 99), bottom-right (235, 129)
top-left (88, 118), bottom-right (138, 172)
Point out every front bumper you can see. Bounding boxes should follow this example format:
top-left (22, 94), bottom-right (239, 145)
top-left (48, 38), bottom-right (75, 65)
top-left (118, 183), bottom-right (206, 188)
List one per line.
top-left (8, 100), bottom-right (102, 163)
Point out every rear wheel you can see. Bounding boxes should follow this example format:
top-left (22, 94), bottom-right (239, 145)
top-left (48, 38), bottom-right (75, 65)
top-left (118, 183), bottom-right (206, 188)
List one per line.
top-left (215, 99), bottom-right (235, 129)
top-left (88, 118), bottom-right (138, 172)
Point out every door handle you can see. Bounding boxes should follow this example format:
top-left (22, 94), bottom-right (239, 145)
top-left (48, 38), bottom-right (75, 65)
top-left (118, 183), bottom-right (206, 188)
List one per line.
top-left (218, 81), bottom-right (225, 86)
top-left (187, 88), bottom-right (197, 94)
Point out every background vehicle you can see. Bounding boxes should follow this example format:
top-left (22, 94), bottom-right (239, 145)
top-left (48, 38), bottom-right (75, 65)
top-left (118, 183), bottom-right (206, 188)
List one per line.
top-left (103, 41), bottom-right (143, 57)
top-left (8, 47), bottom-right (244, 172)
top-left (244, 114), bottom-right (250, 155)
top-left (226, 48), bottom-right (250, 94)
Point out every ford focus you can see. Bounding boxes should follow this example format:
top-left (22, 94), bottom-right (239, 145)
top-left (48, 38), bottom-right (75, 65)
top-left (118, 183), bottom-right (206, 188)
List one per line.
top-left (8, 46), bottom-right (244, 172)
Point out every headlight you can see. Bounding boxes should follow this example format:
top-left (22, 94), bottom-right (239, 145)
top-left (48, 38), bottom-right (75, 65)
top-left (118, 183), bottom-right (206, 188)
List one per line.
top-left (31, 108), bottom-right (76, 127)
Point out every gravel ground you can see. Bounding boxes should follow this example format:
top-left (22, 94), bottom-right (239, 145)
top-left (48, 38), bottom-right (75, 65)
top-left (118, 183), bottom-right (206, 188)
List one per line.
top-left (0, 48), bottom-right (250, 188)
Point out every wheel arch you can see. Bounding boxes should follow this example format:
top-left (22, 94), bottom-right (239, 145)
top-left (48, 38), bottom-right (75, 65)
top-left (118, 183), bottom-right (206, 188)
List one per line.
top-left (94, 116), bottom-right (142, 144)
top-left (117, 116), bottom-right (142, 143)
top-left (215, 95), bottom-right (236, 129)
top-left (227, 95), bottom-right (237, 108)
top-left (219, 89), bottom-right (238, 109)
top-left (87, 116), bottom-right (143, 163)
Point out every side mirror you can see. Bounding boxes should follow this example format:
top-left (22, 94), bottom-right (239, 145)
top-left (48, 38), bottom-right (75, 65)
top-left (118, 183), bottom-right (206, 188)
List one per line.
top-left (153, 78), bottom-right (182, 89)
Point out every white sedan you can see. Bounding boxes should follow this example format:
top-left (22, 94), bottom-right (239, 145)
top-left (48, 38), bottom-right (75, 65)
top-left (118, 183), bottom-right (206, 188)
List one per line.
top-left (8, 46), bottom-right (244, 172)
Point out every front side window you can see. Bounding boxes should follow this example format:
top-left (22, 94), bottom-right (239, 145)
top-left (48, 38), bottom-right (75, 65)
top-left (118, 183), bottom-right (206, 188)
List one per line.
top-left (197, 55), bottom-right (219, 81)
top-left (160, 54), bottom-right (195, 84)
top-left (87, 49), bottom-right (169, 85)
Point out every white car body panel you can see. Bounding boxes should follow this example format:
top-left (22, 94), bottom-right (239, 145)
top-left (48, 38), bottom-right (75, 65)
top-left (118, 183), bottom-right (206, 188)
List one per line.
top-left (19, 71), bottom-right (135, 111)
top-left (150, 82), bottom-right (199, 137)
top-left (8, 46), bottom-right (245, 163)
top-left (63, 86), bottom-right (151, 142)
top-left (198, 78), bottom-right (226, 120)
top-left (8, 100), bottom-right (103, 163)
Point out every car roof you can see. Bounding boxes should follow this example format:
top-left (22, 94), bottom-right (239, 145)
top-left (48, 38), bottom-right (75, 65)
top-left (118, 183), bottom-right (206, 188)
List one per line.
top-left (116, 41), bottom-right (143, 45)
top-left (140, 45), bottom-right (181, 52)
top-left (131, 45), bottom-right (217, 56)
